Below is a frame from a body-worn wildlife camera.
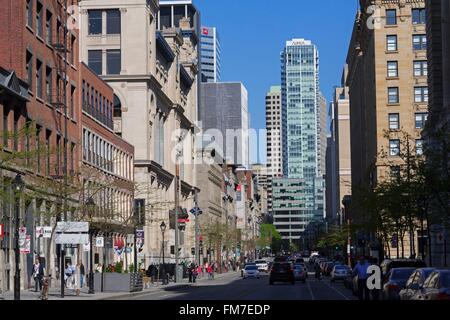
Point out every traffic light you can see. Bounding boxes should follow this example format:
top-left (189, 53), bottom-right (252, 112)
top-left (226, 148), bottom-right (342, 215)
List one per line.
top-left (191, 247), bottom-right (195, 255)
top-left (179, 208), bottom-right (189, 220)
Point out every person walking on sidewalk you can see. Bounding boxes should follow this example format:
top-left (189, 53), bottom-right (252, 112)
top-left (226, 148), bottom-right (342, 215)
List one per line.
top-left (353, 256), bottom-right (371, 301)
top-left (197, 265), bottom-right (202, 279)
top-left (207, 265), bottom-right (212, 280)
top-left (80, 262), bottom-right (85, 288)
top-left (31, 258), bottom-right (45, 292)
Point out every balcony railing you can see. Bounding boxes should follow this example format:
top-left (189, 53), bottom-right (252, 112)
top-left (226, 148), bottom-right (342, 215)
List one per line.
top-left (83, 102), bottom-right (114, 130)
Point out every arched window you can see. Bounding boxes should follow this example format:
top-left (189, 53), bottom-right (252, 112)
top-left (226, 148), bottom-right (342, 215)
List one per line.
top-left (113, 94), bottom-right (122, 118)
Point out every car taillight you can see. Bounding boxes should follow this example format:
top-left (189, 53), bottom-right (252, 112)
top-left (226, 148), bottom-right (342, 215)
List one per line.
top-left (437, 291), bottom-right (450, 300)
top-left (387, 283), bottom-right (399, 291)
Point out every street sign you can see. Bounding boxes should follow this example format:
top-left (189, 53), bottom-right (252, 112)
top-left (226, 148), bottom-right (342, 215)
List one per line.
top-left (36, 226), bottom-right (52, 238)
top-left (55, 233), bottom-right (89, 244)
top-left (178, 219), bottom-right (189, 223)
top-left (347, 244), bottom-right (351, 254)
top-left (19, 235), bottom-right (31, 254)
top-left (95, 237), bottom-right (104, 248)
top-left (56, 222), bottom-right (89, 233)
top-left (0, 224), bottom-right (4, 239)
top-left (83, 242), bottom-right (90, 252)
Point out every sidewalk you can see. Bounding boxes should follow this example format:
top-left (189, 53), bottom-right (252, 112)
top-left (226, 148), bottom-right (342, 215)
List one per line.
top-left (0, 271), bottom-right (237, 301)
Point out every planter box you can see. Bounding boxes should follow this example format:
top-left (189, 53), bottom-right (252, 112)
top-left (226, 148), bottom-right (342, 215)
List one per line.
top-left (93, 273), bottom-right (143, 293)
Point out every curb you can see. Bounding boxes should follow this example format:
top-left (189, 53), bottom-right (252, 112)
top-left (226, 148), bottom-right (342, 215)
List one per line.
top-left (97, 283), bottom-right (191, 300)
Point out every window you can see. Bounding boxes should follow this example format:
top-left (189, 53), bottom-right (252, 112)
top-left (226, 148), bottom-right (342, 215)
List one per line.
top-left (414, 86), bottom-right (428, 103)
top-left (387, 61), bottom-right (398, 77)
top-left (387, 35), bottom-right (398, 51)
top-left (389, 113), bottom-right (399, 130)
top-left (36, 125), bottom-right (41, 173)
top-left (45, 129), bottom-right (51, 176)
top-left (56, 135), bottom-right (61, 175)
top-left (390, 139), bottom-right (400, 156)
top-left (36, 59), bottom-right (43, 99)
top-left (88, 10), bottom-right (102, 35)
top-left (70, 85), bottom-right (75, 119)
top-left (88, 50), bottom-right (102, 75)
top-left (26, 50), bottom-right (33, 89)
top-left (106, 50), bottom-right (121, 74)
top-left (46, 10), bottom-right (52, 44)
top-left (388, 87), bottom-right (399, 104)
top-left (36, 1), bottom-right (43, 38)
top-left (415, 113), bottom-right (428, 129)
top-left (26, 0), bottom-right (33, 28)
top-left (416, 139), bottom-right (423, 155)
top-left (3, 106), bottom-right (9, 147)
top-left (106, 10), bottom-right (121, 34)
top-left (25, 120), bottom-right (31, 166)
top-left (46, 66), bottom-right (52, 102)
top-left (386, 9), bottom-right (397, 25)
top-left (413, 35), bottom-right (427, 50)
top-left (390, 166), bottom-right (400, 181)
top-left (70, 35), bottom-right (75, 65)
top-left (13, 114), bottom-right (19, 151)
top-left (414, 61), bottom-right (428, 76)
top-left (412, 8), bottom-right (426, 25)
top-left (70, 143), bottom-right (75, 173)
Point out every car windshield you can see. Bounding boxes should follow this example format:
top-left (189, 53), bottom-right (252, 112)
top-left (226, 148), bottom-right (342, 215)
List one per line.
top-left (245, 265), bottom-right (257, 270)
top-left (294, 265), bottom-right (303, 270)
top-left (255, 260), bottom-right (266, 264)
top-left (336, 265), bottom-right (350, 270)
top-left (442, 273), bottom-right (450, 287)
top-left (392, 269), bottom-right (415, 280)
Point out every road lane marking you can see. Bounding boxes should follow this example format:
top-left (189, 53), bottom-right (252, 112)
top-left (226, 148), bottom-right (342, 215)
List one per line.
top-left (306, 280), bottom-right (315, 300)
top-left (322, 280), bottom-right (351, 300)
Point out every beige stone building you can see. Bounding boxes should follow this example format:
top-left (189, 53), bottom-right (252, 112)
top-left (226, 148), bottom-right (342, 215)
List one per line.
top-left (79, 0), bottom-right (200, 266)
top-left (346, 0), bottom-right (427, 258)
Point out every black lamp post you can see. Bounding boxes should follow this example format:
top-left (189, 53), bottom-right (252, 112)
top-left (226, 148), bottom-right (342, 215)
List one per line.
top-left (13, 174), bottom-right (25, 301)
top-left (86, 197), bottom-right (96, 294)
top-left (160, 221), bottom-right (167, 285)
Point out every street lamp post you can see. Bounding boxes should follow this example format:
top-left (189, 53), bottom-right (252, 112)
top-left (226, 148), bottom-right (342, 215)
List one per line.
top-left (160, 222), bottom-right (167, 285)
top-left (86, 197), bottom-right (96, 294)
top-left (13, 174), bottom-right (25, 301)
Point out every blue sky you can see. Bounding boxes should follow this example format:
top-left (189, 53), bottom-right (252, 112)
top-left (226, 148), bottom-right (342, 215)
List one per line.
top-left (195, 0), bottom-right (358, 163)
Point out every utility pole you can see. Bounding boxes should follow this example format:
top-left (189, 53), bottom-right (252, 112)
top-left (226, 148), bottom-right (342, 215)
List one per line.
top-left (174, 157), bottom-right (180, 282)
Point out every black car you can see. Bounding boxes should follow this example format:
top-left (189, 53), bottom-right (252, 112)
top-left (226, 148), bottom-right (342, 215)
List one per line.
top-left (382, 268), bottom-right (416, 300)
top-left (380, 259), bottom-right (426, 277)
top-left (269, 262), bottom-right (295, 285)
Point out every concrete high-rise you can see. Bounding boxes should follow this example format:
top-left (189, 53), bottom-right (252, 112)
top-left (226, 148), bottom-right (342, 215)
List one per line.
top-left (200, 26), bottom-right (221, 83)
top-left (199, 82), bottom-right (249, 167)
top-left (272, 39), bottom-right (326, 243)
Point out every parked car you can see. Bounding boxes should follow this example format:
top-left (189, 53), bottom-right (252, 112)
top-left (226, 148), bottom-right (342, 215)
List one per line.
top-left (324, 262), bottom-right (337, 276)
top-left (412, 270), bottom-right (450, 300)
top-left (269, 262), bottom-right (295, 285)
top-left (241, 262), bottom-right (256, 277)
top-left (255, 260), bottom-right (269, 272)
top-left (243, 265), bottom-right (260, 279)
top-left (399, 268), bottom-right (436, 300)
top-left (293, 264), bottom-right (307, 283)
top-left (382, 268), bottom-right (416, 300)
top-left (380, 259), bottom-right (426, 277)
top-left (331, 265), bottom-right (353, 282)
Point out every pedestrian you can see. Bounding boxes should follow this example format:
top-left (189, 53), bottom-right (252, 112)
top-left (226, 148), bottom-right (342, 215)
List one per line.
top-left (188, 264), bottom-right (193, 283)
top-left (74, 262), bottom-right (81, 295)
top-left (64, 262), bottom-right (74, 288)
top-left (207, 265), bottom-right (212, 279)
top-left (80, 262), bottom-right (85, 288)
top-left (31, 258), bottom-right (45, 292)
top-left (197, 265), bottom-right (202, 279)
top-left (314, 261), bottom-right (321, 280)
top-left (370, 257), bottom-right (380, 300)
top-left (192, 264), bottom-right (197, 283)
top-left (352, 256), bottom-right (371, 301)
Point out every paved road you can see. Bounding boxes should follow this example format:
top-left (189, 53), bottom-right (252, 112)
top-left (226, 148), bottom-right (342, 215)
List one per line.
top-left (126, 272), bottom-right (356, 300)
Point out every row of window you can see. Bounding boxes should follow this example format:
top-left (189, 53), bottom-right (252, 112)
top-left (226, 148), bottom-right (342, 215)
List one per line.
top-left (82, 80), bottom-right (113, 129)
top-left (2, 106), bottom-right (75, 176)
top-left (25, 50), bottom-right (77, 119)
top-left (387, 86), bottom-right (428, 104)
top-left (386, 8), bottom-right (426, 26)
top-left (82, 128), bottom-right (133, 180)
top-left (386, 34), bottom-right (427, 51)
top-left (88, 9), bottom-right (121, 35)
top-left (387, 60), bottom-right (427, 77)
top-left (388, 112), bottom-right (428, 130)
top-left (389, 139), bottom-right (423, 156)
top-left (26, 0), bottom-right (77, 64)
top-left (88, 50), bottom-right (121, 75)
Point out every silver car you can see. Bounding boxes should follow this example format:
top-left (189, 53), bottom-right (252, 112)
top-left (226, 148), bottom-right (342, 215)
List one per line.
top-left (243, 265), bottom-right (260, 279)
top-left (331, 265), bottom-right (352, 282)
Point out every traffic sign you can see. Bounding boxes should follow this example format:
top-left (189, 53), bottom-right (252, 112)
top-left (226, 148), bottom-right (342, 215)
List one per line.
top-left (178, 219), bottom-right (189, 223)
top-left (95, 237), bottom-right (104, 248)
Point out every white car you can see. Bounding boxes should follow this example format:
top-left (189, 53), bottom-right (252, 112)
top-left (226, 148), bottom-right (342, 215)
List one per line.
top-left (243, 265), bottom-right (261, 279)
top-left (255, 260), bottom-right (269, 272)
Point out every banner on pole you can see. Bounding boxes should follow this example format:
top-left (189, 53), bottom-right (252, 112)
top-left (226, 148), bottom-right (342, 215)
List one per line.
top-left (20, 235), bottom-right (31, 254)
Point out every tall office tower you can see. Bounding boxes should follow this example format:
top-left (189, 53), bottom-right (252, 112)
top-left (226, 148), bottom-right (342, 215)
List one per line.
top-left (200, 82), bottom-right (249, 167)
top-left (200, 26), bottom-right (221, 83)
top-left (346, 0), bottom-right (426, 258)
top-left (273, 39), bottom-right (326, 243)
top-left (265, 85), bottom-right (282, 214)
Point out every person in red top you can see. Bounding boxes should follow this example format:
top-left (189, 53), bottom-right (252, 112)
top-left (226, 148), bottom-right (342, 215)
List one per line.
top-left (207, 265), bottom-right (213, 279)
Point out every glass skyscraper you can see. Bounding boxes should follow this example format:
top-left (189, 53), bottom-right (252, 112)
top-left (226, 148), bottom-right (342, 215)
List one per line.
top-left (200, 26), bottom-right (221, 83)
top-left (273, 39), bottom-right (326, 242)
